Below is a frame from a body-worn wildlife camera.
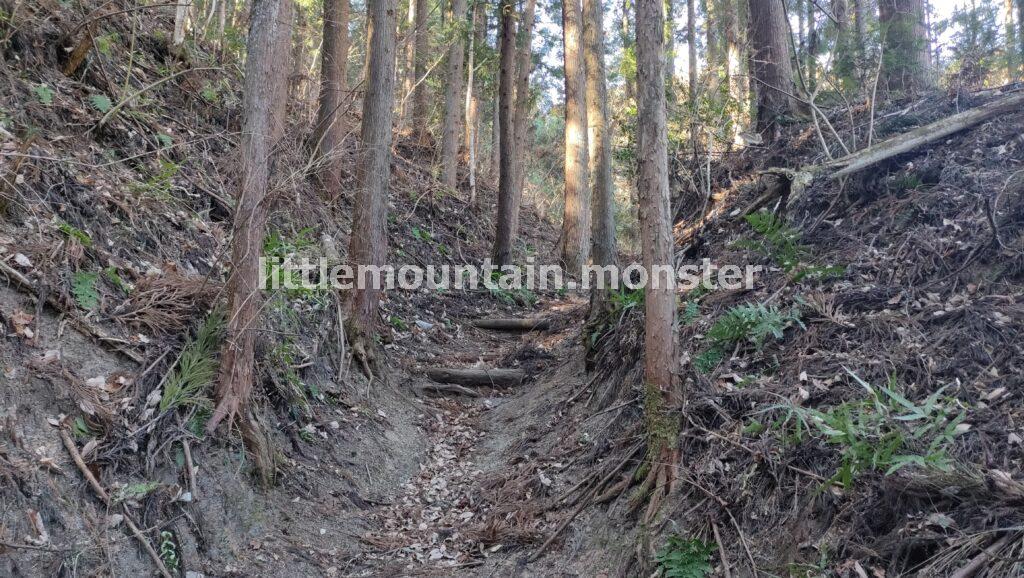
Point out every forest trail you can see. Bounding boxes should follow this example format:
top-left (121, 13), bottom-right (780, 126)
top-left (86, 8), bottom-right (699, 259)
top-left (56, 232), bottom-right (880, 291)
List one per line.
top-left (357, 293), bottom-right (584, 575)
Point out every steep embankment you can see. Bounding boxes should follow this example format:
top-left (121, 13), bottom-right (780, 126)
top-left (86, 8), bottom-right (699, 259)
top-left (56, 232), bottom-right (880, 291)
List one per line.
top-left (0, 4), bottom-right (572, 577)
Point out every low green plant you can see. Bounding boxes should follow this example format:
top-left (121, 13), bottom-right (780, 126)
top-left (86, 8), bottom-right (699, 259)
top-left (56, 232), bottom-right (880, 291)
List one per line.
top-left (71, 271), bottom-right (100, 310)
top-left (770, 369), bottom-right (966, 488)
top-left (159, 310), bottom-right (225, 413)
top-left (693, 303), bottom-right (803, 373)
top-left (58, 220), bottom-right (93, 246)
top-left (104, 266), bottom-right (129, 293)
top-left (487, 269), bottom-right (537, 306)
top-left (129, 160), bottom-right (180, 201)
top-left (88, 93), bottom-right (112, 113)
top-left (609, 287), bottom-right (645, 312)
top-left (158, 531), bottom-right (179, 573)
top-left (655, 535), bottom-right (716, 578)
top-left (114, 481), bottom-right (159, 503)
top-left (737, 212), bottom-right (844, 282)
top-left (389, 315), bottom-right (408, 331)
top-left (33, 84), bottom-right (54, 105)
top-left (681, 301), bottom-right (700, 325)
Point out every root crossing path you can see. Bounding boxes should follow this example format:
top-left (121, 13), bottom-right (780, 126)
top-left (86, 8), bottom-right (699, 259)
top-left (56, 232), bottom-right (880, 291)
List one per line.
top-left (356, 301), bottom-right (582, 576)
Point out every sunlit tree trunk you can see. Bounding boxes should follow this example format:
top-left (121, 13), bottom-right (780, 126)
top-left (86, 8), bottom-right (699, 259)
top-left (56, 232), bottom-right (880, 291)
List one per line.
top-left (491, 0), bottom-right (518, 266)
top-left (635, 0), bottom-right (680, 516)
top-left (440, 0), bottom-right (468, 188)
top-left (621, 0), bottom-right (637, 102)
top-left (725, 0), bottom-right (747, 142)
top-left (747, 0), bottom-right (797, 139)
top-left (174, 0), bottom-right (192, 46)
top-left (412, 0), bottom-right (431, 143)
top-left (464, 2), bottom-right (487, 203)
top-left (878, 0), bottom-right (933, 93)
top-left (664, 0), bottom-right (675, 82)
top-left (584, 0), bottom-right (616, 313)
top-left (559, 0), bottom-right (590, 272)
top-left (687, 0), bottom-right (697, 101)
top-left (399, 0), bottom-right (418, 129)
top-left (510, 0), bottom-right (537, 230)
top-left (312, 0), bottom-right (350, 198)
top-left (348, 0), bottom-right (398, 353)
top-left (208, 0), bottom-right (293, 485)
top-left (806, 0), bottom-right (816, 92)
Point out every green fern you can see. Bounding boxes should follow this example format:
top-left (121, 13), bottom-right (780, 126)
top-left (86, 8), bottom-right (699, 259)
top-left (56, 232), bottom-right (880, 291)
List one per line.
top-left (159, 310), bottom-right (225, 413)
top-left (72, 271), bottom-right (100, 310)
top-left (656, 535), bottom-right (715, 578)
top-left (88, 93), bottom-right (113, 113)
top-left (694, 303), bottom-right (803, 373)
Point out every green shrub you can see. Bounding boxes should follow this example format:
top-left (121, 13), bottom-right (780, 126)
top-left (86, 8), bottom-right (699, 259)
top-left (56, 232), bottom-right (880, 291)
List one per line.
top-left (656, 535), bottom-right (716, 578)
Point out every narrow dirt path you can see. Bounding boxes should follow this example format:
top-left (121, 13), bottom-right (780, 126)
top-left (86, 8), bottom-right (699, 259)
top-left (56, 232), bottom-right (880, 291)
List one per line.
top-left (356, 298), bottom-right (576, 575)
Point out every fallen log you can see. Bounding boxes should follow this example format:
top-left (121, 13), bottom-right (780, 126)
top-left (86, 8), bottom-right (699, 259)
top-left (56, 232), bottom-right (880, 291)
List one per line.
top-left (826, 91), bottom-right (1024, 179)
top-left (425, 367), bottom-right (525, 387)
top-left (472, 317), bottom-right (551, 331)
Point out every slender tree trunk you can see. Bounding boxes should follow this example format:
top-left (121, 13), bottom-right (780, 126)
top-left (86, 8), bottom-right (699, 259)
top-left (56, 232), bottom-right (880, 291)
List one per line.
top-left (290, 7), bottom-right (309, 102)
top-left (584, 0), bottom-right (616, 312)
top-left (440, 0), bottom-right (468, 188)
top-left (747, 0), bottom-right (798, 139)
top-left (174, 0), bottom-right (193, 46)
top-left (1005, 0), bottom-right (1017, 77)
top-left (853, 0), bottom-right (867, 76)
top-left (490, 91), bottom-right (501, 183)
top-left (878, 0), bottom-right (933, 93)
top-left (348, 0), bottom-right (398, 350)
top-left (621, 0), bottom-right (637, 101)
top-left (218, 0), bottom-right (228, 56)
top-left (208, 0), bottom-right (294, 483)
top-left (705, 0), bottom-right (722, 77)
top-left (465, 2), bottom-right (485, 203)
top-left (510, 0), bottom-right (537, 226)
top-left (399, 0), bottom-right (418, 128)
top-left (806, 0), bottom-right (816, 92)
top-left (313, 0), bottom-right (350, 198)
top-left (664, 0), bottom-right (675, 82)
top-left (412, 0), bottom-right (431, 143)
top-left (491, 0), bottom-right (518, 266)
top-left (687, 0), bottom-right (697, 100)
top-left (560, 0), bottom-right (590, 272)
top-left (1018, 0), bottom-right (1024, 67)
top-left (635, 0), bottom-right (680, 515)
top-left (725, 0), bottom-right (747, 141)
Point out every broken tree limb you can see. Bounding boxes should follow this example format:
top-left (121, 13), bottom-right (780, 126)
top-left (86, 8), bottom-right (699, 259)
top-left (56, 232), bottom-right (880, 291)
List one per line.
top-left (417, 383), bottom-right (483, 397)
top-left (826, 91), bottom-right (1024, 179)
top-left (425, 367), bottom-right (525, 387)
top-left (471, 317), bottom-right (551, 331)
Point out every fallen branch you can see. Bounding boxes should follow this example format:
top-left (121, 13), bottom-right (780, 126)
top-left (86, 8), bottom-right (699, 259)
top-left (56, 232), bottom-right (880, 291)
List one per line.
top-left (471, 317), bottom-right (551, 331)
top-left (827, 91), bottom-right (1024, 179)
top-left (417, 383), bottom-right (482, 397)
top-left (58, 427), bottom-right (173, 578)
top-left (425, 367), bottom-right (525, 387)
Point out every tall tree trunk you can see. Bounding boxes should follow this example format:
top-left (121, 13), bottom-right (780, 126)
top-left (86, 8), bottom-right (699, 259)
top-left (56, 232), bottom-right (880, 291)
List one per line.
top-left (174, 0), bottom-right (192, 46)
top-left (208, 0), bottom-right (293, 486)
top-left (1006, 0), bottom-right (1018, 77)
top-left (621, 0), bottom-right (637, 101)
top-left (289, 7), bottom-right (310, 103)
top-left (1018, 0), bottom-right (1024, 67)
top-left (313, 0), bottom-right (350, 198)
top-left (806, 0), bottom-right (816, 92)
top-left (560, 0), bottom-right (590, 272)
top-left (584, 0), bottom-right (617, 311)
top-left (440, 0), bottom-right (469, 188)
top-left (853, 0), bottom-right (867, 77)
top-left (465, 1), bottom-right (486, 203)
top-left (705, 0), bottom-right (722, 77)
top-left (687, 0), bottom-right (697, 100)
top-left (635, 0), bottom-right (680, 517)
top-left (218, 0), bottom-right (228, 57)
top-left (747, 0), bottom-right (797, 139)
top-left (725, 0), bottom-right (747, 141)
top-left (348, 0), bottom-right (398, 354)
top-left (510, 0), bottom-right (537, 227)
top-left (878, 0), bottom-right (932, 93)
top-left (491, 0), bottom-right (518, 266)
top-left (399, 0), bottom-right (419, 129)
top-left (490, 91), bottom-right (501, 183)
top-left (412, 0), bottom-right (431, 143)
top-left (664, 0), bottom-right (675, 82)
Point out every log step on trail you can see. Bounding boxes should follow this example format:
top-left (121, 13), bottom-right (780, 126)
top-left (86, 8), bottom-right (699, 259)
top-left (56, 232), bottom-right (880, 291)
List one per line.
top-left (426, 367), bottom-right (526, 387)
top-left (471, 317), bottom-right (551, 332)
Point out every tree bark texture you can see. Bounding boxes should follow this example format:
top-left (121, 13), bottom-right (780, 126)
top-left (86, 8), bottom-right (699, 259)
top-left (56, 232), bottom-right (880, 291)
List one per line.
top-left (509, 0), bottom-right (537, 238)
top-left (560, 0), bottom-right (590, 272)
top-left (209, 0), bottom-right (293, 433)
top-left (412, 0), bottom-right (431, 143)
top-left (440, 0), bottom-right (469, 188)
top-left (747, 0), bottom-right (798, 138)
top-left (878, 0), bottom-right (933, 92)
top-left (348, 0), bottom-right (398, 339)
top-left (313, 0), bottom-right (351, 198)
top-left (464, 2), bottom-right (487, 203)
top-left (491, 0), bottom-right (518, 266)
top-left (583, 0), bottom-right (617, 280)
